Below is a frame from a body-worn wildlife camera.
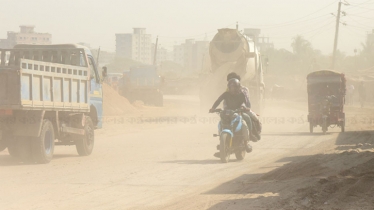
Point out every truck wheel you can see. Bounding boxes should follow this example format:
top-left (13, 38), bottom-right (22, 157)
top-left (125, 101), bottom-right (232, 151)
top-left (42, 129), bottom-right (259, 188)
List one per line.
top-left (32, 119), bottom-right (55, 164)
top-left (7, 137), bottom-right (18, 157)
top-left (0, 132), bottom-right (7, 152)
top-left (76, 116), bottom-right (94, 156)
top-left (18, 137), bottom-right (33, 163)
top-left (155, 93), bottom-right (163, 107)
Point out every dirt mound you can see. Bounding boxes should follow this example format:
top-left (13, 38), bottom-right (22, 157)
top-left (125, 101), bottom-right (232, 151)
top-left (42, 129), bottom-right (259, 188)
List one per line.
top-left (267, 149), bottom-right (374, 210)
top-left (284, 156), bottom-right (374, 210)
top-left (102, 83), bottom-right (138, 116)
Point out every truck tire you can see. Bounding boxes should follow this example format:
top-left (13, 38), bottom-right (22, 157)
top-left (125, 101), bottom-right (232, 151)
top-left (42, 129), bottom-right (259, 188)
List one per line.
top-left (0, 133), bottom-right (7, 152)
top-left (7, 136), bottom-right (33, 162)
top-left (155, 93), bottom-right (163, 107)
top-left (7, 137), bottom-right (18, 158)
top-left (76, 116), bottom-right (94, 156)
top-left (32, 119), bottom-right (55, 164)
top-left (18, 137), bottom-right (33, 163)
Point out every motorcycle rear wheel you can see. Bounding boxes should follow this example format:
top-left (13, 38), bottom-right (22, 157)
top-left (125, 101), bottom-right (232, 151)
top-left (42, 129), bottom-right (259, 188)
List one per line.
top-left (220, 133), bottom-right (230, 163)
top-left (235, 149), bottom-right (246, 160)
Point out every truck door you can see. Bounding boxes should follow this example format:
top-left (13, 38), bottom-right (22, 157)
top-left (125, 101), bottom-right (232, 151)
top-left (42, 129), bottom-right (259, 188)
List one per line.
top-left (87, 56), bottom-right (103, 128)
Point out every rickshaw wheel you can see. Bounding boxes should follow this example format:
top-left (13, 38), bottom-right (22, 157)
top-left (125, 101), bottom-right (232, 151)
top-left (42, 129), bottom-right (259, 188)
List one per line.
top-left (341, 121), bottom-right (345, 132)
top-left (309, 122), bottom-right (313, 133)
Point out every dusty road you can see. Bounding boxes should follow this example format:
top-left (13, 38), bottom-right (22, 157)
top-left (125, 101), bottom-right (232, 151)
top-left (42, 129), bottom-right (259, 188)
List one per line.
top-left (1, 96), bottom-right (374, 210)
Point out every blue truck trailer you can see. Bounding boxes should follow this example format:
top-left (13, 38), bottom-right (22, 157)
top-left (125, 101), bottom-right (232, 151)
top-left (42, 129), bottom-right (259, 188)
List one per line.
top-left (120, 65), bottom-right (163, 107)
top-left (0, 44), bottom-right (103, 163)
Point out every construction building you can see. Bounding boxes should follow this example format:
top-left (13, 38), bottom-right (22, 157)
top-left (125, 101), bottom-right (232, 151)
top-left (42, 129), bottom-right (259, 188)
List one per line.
top-left (115, 28), bottom-right (152, 64)
top-left (244, 28), bottom-right (274, 52)
top-left (0, 25), bottom-right (51, 48)
top-left (173, 39), bottom-right (209, 72)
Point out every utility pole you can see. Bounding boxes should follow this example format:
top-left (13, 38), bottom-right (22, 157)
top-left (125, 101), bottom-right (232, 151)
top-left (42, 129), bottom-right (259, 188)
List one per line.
top-left (96, 47), bottom-right (101, 67)
top-left (331, 0), bottom-right (342, 69)
top-left (153, 36), bottom-right (158, 66)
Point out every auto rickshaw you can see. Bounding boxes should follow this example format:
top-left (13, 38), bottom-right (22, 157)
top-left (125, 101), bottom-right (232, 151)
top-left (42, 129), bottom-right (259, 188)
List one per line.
top-left (307, 70), bottom-right (346, 134)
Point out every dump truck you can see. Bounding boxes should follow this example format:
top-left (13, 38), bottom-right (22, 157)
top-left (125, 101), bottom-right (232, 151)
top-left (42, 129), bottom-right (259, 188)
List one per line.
top-left (200, 28), bottom-right (265, 113)
top-left (120, 65), bottom-right (163, 107)
top-left (0, 44), bottom-right (103, 163)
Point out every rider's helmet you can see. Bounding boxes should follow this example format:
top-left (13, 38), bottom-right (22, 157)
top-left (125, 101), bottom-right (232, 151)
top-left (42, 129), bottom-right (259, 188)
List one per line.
top-left (227, 72), bottom-right (241, 81)
top-left (228, 78), bottom-right (241, 94)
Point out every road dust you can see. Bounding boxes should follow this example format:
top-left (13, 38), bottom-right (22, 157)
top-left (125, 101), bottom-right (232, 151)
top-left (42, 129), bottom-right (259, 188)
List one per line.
top-left (2, 86), bottom-right (374, 210)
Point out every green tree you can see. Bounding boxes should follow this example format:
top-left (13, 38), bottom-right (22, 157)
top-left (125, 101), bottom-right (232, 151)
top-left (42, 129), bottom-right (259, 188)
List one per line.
top-left (360, 37), bottom-right (374, 68)
top-left (291, 35), bottom-right (314, 73)
top-left (291, 35), bottom-right (313, 58)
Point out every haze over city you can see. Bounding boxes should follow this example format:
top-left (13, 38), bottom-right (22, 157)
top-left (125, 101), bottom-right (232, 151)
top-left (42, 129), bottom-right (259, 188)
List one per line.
top-left (1, 1), bottom-right (374, 210)
top-left (1, 0), bottom-right (373, 54)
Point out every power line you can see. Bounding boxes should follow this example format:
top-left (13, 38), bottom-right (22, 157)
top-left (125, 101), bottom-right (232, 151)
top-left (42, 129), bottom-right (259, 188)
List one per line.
top-left (263, 17), bottom-right (335, 39)
top-left (346, 15), bottom-right (373, 28)
top-left (240, 0), bottom-right (338, 28)
top-left (157, 23), bottom-right (236, 39)
top-left (348, 14), bottom-right (374, 20)
top-left (307, 21), bottom-right (336, 40)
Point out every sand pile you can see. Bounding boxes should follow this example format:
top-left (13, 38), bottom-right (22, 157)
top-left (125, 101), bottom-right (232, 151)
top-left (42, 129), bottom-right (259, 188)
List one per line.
top-left (102, 83), bottom-right (138, 116)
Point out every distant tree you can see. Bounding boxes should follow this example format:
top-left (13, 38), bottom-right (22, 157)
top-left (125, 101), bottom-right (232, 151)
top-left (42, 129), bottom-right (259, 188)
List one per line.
top-left (291, 35), bottom-right (313, 59)
top-left (291, 35), bottom-right (314, 72)
top-left (360, 37), bottom-right (374, 67)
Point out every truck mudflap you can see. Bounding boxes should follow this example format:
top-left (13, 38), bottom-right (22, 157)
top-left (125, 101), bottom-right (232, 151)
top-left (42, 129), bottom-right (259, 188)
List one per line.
top-left (5, 110), bottom-right (45, 137)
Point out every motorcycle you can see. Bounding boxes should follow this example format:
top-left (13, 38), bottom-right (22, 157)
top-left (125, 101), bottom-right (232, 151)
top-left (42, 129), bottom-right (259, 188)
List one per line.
top-left (211, 108), bottom-right (249, 163)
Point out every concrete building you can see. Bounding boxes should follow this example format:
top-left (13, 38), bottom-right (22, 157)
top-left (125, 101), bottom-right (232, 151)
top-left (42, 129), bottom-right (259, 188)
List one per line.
top-left (244, 28), bottom-right (274, 52)
top-left (173, 44), bottom-right (185, 66)
top-left (173, 39), bottom-right (209, 72)
top-left (151, 44), bottom-right (169, 65)
top-left (115, 28), bottom-right (152, 64)
top-left (0, 25), bottom-right (51, 48)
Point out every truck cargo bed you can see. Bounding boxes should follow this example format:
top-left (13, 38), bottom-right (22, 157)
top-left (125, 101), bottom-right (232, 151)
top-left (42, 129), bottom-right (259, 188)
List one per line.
top-left (0, 58), bottom-right (90, 112)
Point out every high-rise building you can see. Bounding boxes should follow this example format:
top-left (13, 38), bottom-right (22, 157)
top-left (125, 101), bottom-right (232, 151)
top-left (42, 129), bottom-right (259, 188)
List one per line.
top-left (0, 25), bottom-right (51, 48)
top-left (173, 44), bottom-right (185, 66)
top-left (115, 28), bottom-right (152, 64)
top-left (151, 44), bottom-right (169, 65)
top-left (173, 39), bottom-right (209, 72)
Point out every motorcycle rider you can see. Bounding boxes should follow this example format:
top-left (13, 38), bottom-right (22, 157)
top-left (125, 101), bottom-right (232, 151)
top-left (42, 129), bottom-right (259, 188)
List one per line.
top-left (209, 78), bottom-right (252, 157)
top-left (226, 72), bottom-right (261, 141)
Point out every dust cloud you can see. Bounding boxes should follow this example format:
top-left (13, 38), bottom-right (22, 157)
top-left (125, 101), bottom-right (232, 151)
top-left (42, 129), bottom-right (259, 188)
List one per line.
top-left (1, 1), bottom-right (374, 210)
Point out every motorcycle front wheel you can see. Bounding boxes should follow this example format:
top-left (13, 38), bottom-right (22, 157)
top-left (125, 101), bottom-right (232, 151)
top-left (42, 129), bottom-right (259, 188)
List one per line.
top-left (220, 133), bottom-right (230, 163)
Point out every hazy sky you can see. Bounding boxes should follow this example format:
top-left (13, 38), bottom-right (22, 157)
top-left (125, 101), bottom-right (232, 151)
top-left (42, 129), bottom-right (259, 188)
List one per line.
top-left (0, 0), bottom-right (373, 55)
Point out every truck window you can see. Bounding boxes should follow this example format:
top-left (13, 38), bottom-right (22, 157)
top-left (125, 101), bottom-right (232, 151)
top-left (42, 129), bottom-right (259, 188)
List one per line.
top-left (88, 57), bottom-right (98, 83)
